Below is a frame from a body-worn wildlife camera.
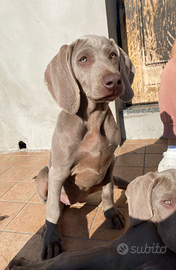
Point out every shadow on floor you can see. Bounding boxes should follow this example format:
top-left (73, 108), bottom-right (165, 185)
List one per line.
top-left (4, 138), bottom-right (167, 269)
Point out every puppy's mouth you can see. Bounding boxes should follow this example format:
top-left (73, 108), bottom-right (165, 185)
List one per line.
top-left (98, 92), bottom-right (120, 101)
top-left (88, 89), bottom-right (124, 103)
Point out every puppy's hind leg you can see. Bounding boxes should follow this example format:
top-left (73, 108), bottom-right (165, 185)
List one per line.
top-left (35, 166), bottom-right (49, 203)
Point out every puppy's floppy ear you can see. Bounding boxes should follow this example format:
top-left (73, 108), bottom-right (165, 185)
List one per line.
top-left (44, 44), bottom-right (80, 114)
top-left (110, 39), bottom-right (135, 102)
top-left (125, 172), bottom-right (159, 227)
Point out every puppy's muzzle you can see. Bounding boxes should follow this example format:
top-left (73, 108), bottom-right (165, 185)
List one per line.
top-left (102, 73), bottom-right (122, 92)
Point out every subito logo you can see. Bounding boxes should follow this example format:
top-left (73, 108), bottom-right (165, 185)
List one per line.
top-left (117, 243), bottom-right (129, 255)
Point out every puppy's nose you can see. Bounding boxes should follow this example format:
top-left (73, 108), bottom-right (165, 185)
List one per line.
top-left (102, 73), bottom-right (122, 91)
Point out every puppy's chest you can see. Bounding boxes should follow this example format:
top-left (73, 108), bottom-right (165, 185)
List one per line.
top-left (80, 132), bottom-right (113, 158)
top-left (71, 128), bottom-right (117, 186)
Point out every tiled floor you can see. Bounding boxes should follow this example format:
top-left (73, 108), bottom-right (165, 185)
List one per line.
top-left (0, 139), bottom-right (167, 270)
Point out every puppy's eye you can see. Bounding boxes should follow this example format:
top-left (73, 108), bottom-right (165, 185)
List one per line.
top-left (110, 52), bottom-right (117, 59)
top-left (79, 56), bottom-right (87, 63)
top-left (164, 200), bottom-right (171, 205)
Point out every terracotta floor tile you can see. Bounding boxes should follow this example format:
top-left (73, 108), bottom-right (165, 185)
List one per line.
top-left (147, 138), bottom-right (167, 145)
top-left (89, 207), bottom-right (129, 241)
top-left (29, 193), bottom-right (42, 203)
top-left (20, 168), bottom-right (39, 182)
top-left (0, 166), bottom-right (32, 182)
top-left (119, 144), bottom-right (146, 155)
top-left (0, 182), bottom-right (15, 198)
top-left (115, 153), bottom-right (144, 167)
top-left (34, 157), bottom-right (49, 170)
top-left (0, 141), bottom-right (169, 267)
top-left (144, 167), bottom-right (158, 174)
top-left (0, 154), bottom-right (8, 160)
top-left (113, 166), bottom-right (143, 182)
top-left (0, 155), bottom-right (24, 166)
top-left (0, 232), bottom-right (32, 270)
top-left (61, 205), bottom-right (98, 238)
top-left (146, 143), bottom-right (167, 154)
top-left (28, 150), bottom-right (50, 155)
top-left (14, 155), bottom-right (45, 167)
top-left (9, 151), bottom-right (29, 156)
top-left (1, 182), bottom-right (37, 202)
top-left (7, 234), bottom-right (84, 263)
top-left (122, 139), bottom-right (146, 145)
top-left (114, 147), bottom-right (120, 157)
top-left (6, 203), bottom-right (46, 234)
top-left (11, 234), bottom-right (43, 262)
top-left (145, 153), bottom-right (163, 167)
top-left (0, 166), bottom-right (10, 175)
top-left (0, 201), bottom-right (25, 230)
top-left (114, 188), bottom-right (128, 208)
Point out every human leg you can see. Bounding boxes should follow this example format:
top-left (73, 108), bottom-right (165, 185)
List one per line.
top-left (158, 38), bottom-right (176, 172)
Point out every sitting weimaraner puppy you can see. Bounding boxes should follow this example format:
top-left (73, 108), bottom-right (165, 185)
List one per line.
top-left (35, 35), bottom-right (135, 259)
top-left (9, 169), bottom-right (176, 269)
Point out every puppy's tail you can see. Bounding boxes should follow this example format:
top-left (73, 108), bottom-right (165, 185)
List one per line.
top-left (113, 176), bottom-right (129, 190)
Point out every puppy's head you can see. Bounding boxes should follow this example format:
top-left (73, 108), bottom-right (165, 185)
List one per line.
top-left (44, 35), bottom-right (135, 114)
top-left (126, 169), bottom-right (176, 253)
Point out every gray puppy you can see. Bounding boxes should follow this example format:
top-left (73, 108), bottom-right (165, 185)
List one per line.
top-left (35, 35), bottom-right (134, 259)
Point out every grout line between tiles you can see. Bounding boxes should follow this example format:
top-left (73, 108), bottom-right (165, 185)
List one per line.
top-left (88, 203), bottom-right (101, 236)
top-left (0, 165), bottom-right (33, 178)
top-left (0, 198), bottom-right (44, 205)
top-left (0, 167), bottom-right (12, 176)
top-left (62, 235), bottom-right (89, 240)
top-left (18, 155), bottom-right (49, 181)
top-left (115, 146), bottom-right (121, 156)
top-left (0, 154), bottom-right (48, 235)
top-left (16, 155), bottom-right (48, 170)
top-left (28, 191), bottom-right (44, 204)
top-left (0, 182), bottom-right (17, 199)
top-left (2, 190), bottom-right (43, 232)
top-left (2, 202), bottom-right (29, 232)
top-left (63, 235), bottom-right (110, 242)
top-left (10, 155), bottom-right (27, 166)
top-left (0, 154), bottom-right (49, 200)
top-left (0, 165), bottom-right (18, 176)
top-left (0, 181), bottom-right (33, 200)
top-left (0, 230), bottom-right (36, 236)
top-left (0, 180), bottom-right (35, 183)
top-left (82, 203), bottom-right (102, 251)
top-left (114, 165), bottom-right (144, 168)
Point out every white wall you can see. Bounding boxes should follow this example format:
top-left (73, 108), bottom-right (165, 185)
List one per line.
top-left (0, 0), bottom-right (110, 151)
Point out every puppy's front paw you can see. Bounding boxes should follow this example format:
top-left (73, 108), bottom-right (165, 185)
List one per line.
top-left (42, 220), bottom-right (63, 260)
top-left (9, 257), bottom-right (30, 270)
top-left (9, 257), bottom-right (48, 270)
top-left (104, 207), bottom-right (125, 230)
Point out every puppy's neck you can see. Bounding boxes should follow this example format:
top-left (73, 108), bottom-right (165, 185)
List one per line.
top-left (77, 91), bottom-right (109, 121)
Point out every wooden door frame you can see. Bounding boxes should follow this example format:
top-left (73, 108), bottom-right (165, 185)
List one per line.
top-left (118, 0), bottom-right (176, 104)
